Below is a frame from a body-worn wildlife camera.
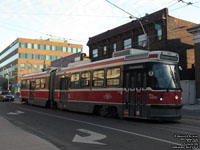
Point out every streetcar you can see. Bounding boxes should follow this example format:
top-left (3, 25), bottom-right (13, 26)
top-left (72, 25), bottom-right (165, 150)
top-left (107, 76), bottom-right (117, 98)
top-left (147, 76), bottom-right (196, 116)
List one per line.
top-left (21, 49), bottom-right (183, 120)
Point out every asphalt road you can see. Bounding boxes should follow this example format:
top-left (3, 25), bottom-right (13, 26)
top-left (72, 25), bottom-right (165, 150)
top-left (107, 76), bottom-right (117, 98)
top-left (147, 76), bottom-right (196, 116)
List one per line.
top-left (0, 101), bottom-right (199, 150)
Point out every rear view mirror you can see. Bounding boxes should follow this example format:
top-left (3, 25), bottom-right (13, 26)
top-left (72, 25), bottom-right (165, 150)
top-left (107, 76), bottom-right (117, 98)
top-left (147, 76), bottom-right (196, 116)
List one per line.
top-left (179, 66), bottom-right (182, 71)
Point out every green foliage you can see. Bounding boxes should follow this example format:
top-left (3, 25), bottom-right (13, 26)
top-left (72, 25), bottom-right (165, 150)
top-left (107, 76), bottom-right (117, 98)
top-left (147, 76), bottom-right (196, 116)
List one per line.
top-left (0, 77), bottom-right (8, 90)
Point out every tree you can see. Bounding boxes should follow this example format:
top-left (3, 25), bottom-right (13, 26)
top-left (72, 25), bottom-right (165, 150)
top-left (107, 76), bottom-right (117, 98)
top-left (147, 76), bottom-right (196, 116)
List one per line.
top-left (0, 77), bottom-right (8, 90)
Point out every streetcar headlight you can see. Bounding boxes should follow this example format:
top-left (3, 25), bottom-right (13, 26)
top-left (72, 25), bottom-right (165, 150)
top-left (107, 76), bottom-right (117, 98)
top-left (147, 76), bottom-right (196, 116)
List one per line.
top-left (160, 97), bottom-right (163, 101)
top-left (175, 95), bottom-right (179, 100)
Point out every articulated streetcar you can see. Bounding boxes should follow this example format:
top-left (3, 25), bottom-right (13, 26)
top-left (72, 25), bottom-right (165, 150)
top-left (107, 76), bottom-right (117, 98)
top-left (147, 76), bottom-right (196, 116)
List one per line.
top-left (21, 49), bottom-right (183, 120)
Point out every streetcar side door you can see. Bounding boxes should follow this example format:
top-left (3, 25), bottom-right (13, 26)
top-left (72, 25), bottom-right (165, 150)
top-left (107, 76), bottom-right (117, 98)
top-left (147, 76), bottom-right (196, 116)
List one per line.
top-left (124, 70), bottom-right (147, 118)
top-left (59, 77), bottom-right (69, 109)
top-left (49, 70), bottom-right (56, 108)
top-left (29, 80), bottom-right (35, 104)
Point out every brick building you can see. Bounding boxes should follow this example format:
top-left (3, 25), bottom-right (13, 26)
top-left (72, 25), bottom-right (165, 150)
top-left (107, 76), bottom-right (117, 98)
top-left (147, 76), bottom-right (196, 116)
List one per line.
top-left (0, 38), bottom-right (83, 93)
top-left (87, 8), bottom-right (196, 80)
top-left (187, 24), bottom-right (200, 102)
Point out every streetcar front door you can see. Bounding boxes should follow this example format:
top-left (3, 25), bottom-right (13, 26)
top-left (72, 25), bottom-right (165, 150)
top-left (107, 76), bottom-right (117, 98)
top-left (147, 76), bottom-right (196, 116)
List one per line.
top-left (124, 70), bottom-right (147, 118)
top-left (59, 77), bottom-right (69, 110)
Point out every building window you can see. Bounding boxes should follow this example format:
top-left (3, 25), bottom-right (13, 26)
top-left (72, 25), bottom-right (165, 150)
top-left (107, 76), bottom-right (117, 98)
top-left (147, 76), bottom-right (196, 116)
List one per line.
top-left (19, 53), bottom-right (26, 58)
top-left (57, 56), bottom-right (62, 59)
top-left (46, 45), bottom-right (51, 50)
top-left (20, 43), bottom-right (27, 48)
top-left (52, 46), bottom-right (56, 51)
top-left (92, 49), bottom-right (98, 58)
top-left (68, 47), bottom-right (72, 52)
top-left (63, 47), bottom-right (67, 52)
top-left (20, 64), bottom-right (25, 70)
top-left (157, 29), bottom-right (162, 40)
top-left (40, 55), bottom-right (45, 60)
top-left (40, 65), bottom-right (44, 70)
top-left (113, 43), bottom-right (117, 52)
top-left (46, 55), bottom-right (51, 60)
top-left (33, 64), bottom-right (38, 70)
top-left (57, 46), bottom-right (62, 51)
top-left (52, 56), bottom-right (57, 60)
top-left (138, 34), bottom-right (147, 47)
top-left (33, 44), bottom-right (38, 49)
top-left (124, 38), bottom-right (132, 49)
top-left (77, 48), bottom-right (82, 52)
top-left (27, 53), bottom-right (32, 59)
top-left (103, 46), bottom-right (107, 55)
top-left (33, 54), bottom-right (39, 59)
top-left (40, 44), bottom-right (45, 50)
top-left (27, 43), bottom-right (32, 49)
top-left (27, 64), bottom-right (32, 70)
top-left (73, 48), bottom-right (77, 53)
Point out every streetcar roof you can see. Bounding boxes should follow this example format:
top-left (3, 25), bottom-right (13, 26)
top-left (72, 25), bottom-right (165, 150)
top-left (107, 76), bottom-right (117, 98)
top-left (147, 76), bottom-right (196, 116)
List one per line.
top-left (57, 50), bottom-right (179, 74)
top-left (22, 50), bottom-right (179, 79)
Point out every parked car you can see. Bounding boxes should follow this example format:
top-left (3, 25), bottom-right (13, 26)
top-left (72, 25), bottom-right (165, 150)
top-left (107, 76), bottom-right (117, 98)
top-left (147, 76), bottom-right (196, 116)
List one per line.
top-left (0, 90), bottom-right (14, 102)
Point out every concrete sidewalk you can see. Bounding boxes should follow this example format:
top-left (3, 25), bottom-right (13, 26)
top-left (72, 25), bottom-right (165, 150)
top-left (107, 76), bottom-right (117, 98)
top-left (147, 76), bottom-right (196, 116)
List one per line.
top-left (182, 104), bottom-right (200, 112)
top-left (0, 116), bottom-right (59, 150)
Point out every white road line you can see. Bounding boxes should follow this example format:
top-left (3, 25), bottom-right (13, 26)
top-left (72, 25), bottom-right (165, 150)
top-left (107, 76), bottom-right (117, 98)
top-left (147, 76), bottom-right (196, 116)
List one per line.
top-left (19, 107), bottom-right (182, 146)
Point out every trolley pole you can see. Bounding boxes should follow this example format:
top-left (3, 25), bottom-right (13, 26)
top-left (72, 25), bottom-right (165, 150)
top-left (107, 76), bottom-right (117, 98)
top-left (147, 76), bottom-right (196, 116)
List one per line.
top-left (105, 0), bottom-right (149, 50)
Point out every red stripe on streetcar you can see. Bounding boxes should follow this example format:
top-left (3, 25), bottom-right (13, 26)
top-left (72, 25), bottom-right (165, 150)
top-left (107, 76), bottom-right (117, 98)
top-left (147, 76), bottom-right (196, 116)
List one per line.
top-left (149, 54), bottom-right (158, 58)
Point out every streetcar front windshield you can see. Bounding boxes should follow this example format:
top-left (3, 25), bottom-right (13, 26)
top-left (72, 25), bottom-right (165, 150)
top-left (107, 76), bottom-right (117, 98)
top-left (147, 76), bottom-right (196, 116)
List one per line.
top-left (148, 63), bottom-right (181, 90)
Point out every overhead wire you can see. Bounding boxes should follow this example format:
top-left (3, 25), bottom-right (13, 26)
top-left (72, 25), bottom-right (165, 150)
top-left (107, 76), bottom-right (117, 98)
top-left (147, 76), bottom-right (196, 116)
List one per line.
top-left (170, 0), bottom-right (200, 11)
top-left (0, 12), bottom-right (128, 18)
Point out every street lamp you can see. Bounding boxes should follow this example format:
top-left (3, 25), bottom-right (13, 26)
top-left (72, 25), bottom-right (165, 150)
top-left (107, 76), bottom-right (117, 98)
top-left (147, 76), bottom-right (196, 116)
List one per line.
top-left (2, 65), bottom-right (12, 91)
top-left (2, 67), bottom-right (10, 91)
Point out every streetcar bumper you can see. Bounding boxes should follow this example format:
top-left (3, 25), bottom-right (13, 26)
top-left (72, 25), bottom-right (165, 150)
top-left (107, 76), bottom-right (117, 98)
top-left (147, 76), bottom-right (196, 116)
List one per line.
top-left (149, 104), bottom-right (183, 121)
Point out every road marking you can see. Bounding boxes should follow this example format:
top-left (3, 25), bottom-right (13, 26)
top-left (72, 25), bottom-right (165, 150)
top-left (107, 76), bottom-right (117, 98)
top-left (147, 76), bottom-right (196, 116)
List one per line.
top-left (72, 129), bottom-right (106, 145)
top-left (20, 108), bottom-right (182, 146)
top-left (7, 110), bottom-right (24, 115)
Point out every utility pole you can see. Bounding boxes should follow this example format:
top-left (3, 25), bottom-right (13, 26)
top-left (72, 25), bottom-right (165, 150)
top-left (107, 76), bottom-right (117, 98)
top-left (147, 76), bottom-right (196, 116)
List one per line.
top-left (7, 70), bottom-right (9, 91)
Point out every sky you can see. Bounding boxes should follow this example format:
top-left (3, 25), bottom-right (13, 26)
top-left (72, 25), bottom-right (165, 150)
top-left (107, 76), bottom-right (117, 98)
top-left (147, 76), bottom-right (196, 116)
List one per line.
top-left (0, 0), bottom-right (199, 55)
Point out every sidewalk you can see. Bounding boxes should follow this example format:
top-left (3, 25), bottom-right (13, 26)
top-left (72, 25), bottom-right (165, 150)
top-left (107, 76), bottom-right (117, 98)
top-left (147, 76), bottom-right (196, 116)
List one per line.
top-left (182, 104), bottom-right (200, 112)
top-left (181, 104), bottom-right (200, 120)
top-left (0, 116), bottom-right (59, 150)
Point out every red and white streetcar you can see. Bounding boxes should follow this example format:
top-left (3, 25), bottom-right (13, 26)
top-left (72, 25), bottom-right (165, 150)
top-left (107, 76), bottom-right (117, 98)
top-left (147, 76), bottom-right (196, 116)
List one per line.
top-left (21, 49), bottom-right (183, 120)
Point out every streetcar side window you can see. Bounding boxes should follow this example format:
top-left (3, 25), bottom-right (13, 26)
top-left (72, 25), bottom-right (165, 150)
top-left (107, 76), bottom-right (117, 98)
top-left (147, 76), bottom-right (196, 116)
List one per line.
top-left (93, 70), bottom-right (104, 87)
top-left (71, 73), bottom-right (80, 88)
top-left (30, 80), bottom-right (35, 89)
top-left (81, 71), bottom-right (90, 87)
top-left (26, 80), bottom-right (30, 89)
top-left (41, 78), bottom-right (46, 89)
top-left (106, 67), bottom-right (120, 86)
top-left (21, 80), bottom-right (26, 89)
top-left (35, 79), bottom-right (41, 89)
